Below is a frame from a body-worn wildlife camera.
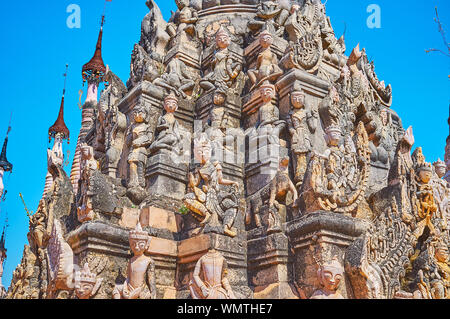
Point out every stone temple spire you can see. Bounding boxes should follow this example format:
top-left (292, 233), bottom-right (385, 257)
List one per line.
top-left (0, 227), bottom-right (6, 299)
top-left (43, 65), bottom-right (71, 198)
top-left (82, 15), bottom-right (107, 104)
top-left (0, 126), bottom-right (13, 201)
top-left (71, 5), bottom-right (110, 195)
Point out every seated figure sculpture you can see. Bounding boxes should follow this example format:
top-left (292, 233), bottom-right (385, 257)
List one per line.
top-left (113, 223), bottom-right (156, 299)
top-left (248, 30), bottom-right (283, 90)
top-left (153, 56), bottom-right (195, 99)
top-left (150, 93), bottom-right (183, 155)
top-left (167, 0), bottom-right (198, 39)
top-left (189, 237), bottom-right (236, 299)
top-left (200, 27), bottom-right (242, 94)
top-left (183, 134), bottom-right (240, 238)
top-left (310, 257), bottom-right (345, 299)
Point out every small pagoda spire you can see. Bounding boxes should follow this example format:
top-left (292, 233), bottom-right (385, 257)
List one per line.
top-left (82, 13), bottom-right (107, 86)
top-left (43, 66), bottom-right (71, 198)
top-left (48, 64), bottom-right (70, 143)
top-left (71, 1), bottom-right (111, 194)
top-left (0, 126), bottom-right (13, 174)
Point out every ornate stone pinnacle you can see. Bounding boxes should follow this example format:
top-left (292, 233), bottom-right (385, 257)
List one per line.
top-left (82, 17), bottom-right (107, 84)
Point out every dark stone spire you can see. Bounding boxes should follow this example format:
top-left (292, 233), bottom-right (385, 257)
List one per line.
top-left (49, 65), bottom-right (70, 142)
top-left (0, 228), bottom-right (5, 257)
top-left (0, 128), bottom-right (12, 173)
top-left (82, 15), bottom-right (107, 84)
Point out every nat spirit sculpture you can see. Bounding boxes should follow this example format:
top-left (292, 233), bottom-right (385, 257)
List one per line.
top-left (113, 223), bottom-right (156, 299)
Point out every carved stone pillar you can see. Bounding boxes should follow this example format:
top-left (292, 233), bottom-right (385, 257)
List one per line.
top-left (287, 212), bottom-right (369, 299)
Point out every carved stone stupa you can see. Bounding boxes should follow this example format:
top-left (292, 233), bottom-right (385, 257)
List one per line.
top-left (5, 0), bottom-right (450, 300)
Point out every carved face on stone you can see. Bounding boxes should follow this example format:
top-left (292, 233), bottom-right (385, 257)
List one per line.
top-left (325, 127), bottom-right (342, 147)
top-left (259, 31), bottom-right (273, 49)
top-left (291, 90), bottom-right (306, 109)
top-left (164, 95), bottom-right (178, 114)
top-left (216, 28), bottom-right (231, 50)
top-left (129, 223), bottom-right (150, 256)
top-left (433, 161), bottom-right (446, 179)
top-left (194, 135), bottom-right (212, 164)
top-left (213, 92), bottom-right (226, 106)
top-left (260, 84), bottom-right (275, 103)
top-left (435, 244), bottom-right (449, 263)
top-left (380, 109), bottom-right (388, 126)
top-left (418, 167), bottom-right (432, 184)
top-left (75, 282), bottom-right (95, 299)
top-left (318, 258), bottom-right (344, 293)
top-left (130, 238), bottom-right (150, 256)
top-left (133, 108), bottom-right (147, 124)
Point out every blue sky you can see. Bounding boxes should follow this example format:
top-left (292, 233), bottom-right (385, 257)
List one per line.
top-left (0, 0), bottom-right (449, 288)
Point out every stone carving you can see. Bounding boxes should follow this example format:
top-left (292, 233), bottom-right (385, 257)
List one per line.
top-left (246, 157), bottom-right (298, 233)
top-left (205, 107), bottom-right (243, 161)
top-left (189, 246), bottom-right (236, 299)
top-left (301, 122), bottom-right (371, 215)
top-left (77, 144), bottom-right (98, 223)
top-left (103, 103), bottom-right (127, 178)
top-left (153, 56), bottom-right (196, 98)
top-left (319, 84), bottom-right (356, 137)
top-left (100, 66), bottom-right (128, 114)
top-left (432, 159), bottom-right (449, 231)
top-left (248, 0), bottom-right (291, 36)
top-left (287, 84), bottom-right (318, 188)
top-left (310, 257), bottom-right (344, 299)
top-left (254, 82), bottom-right (286, 145)
top-left (346, 198), bottom-right (415, 299)
top-left (283, 2), bottom-right (323, 74)
top-left (247, 30), bottom-right (283, 90)
top-left (199, 27), bottom-right (242, 94)
top-left (74, 263), bottom-right (103, 299)
top-left (127, 44), bottom-right (161, 89)
top-left (183, 134), bottom-right (240, 237)
top-left (150, 94), bottom-right (184, 156)
top-left (9, 0), bottom-right (450, 301)
top-left (47, 219), bottom-right (74, 296)
top-left (113, 223), bottom-right (156, 299)
top-left (140, 0), bottom-right (170, 62)
top-left (28, 199), bottom-right (51, 252)
top-left (43, 133), bottom-right (65, 197)
top-left (127, 105), bottom-right (152, 193)
top-left (167, 0), bottom-right (198, 40)
top-left (411, 148), bottom-right (439, 239)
